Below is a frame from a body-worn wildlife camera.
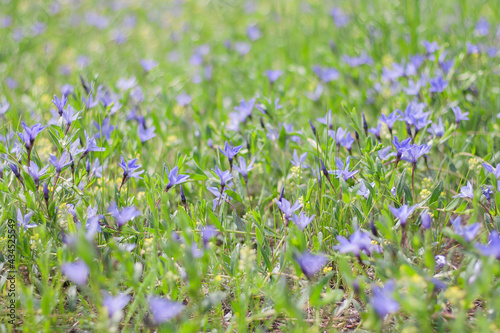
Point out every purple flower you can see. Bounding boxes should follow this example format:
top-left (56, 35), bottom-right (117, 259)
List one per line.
top-left (233, 156), bottom-right (255, 183)
top-left (342, 51), bottom-right (373, 67)
top-left (389, 204), bottom-right (416, 226)
top-left (233, 98), bottom-right (255, 120)
top-left (83, 93), bottom-right (99, 109)
top-left (482, 163), bottom-right (500, 179)
top-left (103, 293), bottom-right (131, 318)
top-left (392, 136), bottom-right (411, 159)
top-left (52, 95), bottom-right (67, 115)
top-left (176, 92), bottom-right (192, 106)
top-left (165, 166), bottom-right (190, 191)
top-left (475, 231), bottom-right (500, 259)
top-left (148, 296), bottom-right (185, 324)
top-left (378, 146), bottom-right (395, 161)
top-left (118, 156), bottom-right (144, 181)
top-left (401, 144), bottom-right (429, 164)
top-left (423, 40), bottom-right (439, 55)
top-left (78, 131), bottom-right (105, 156)
top-left (305, 84), bottom-right (323, 101)
top-left (316, 110), bottom-right (333, 127)
top-left (481, 185), bottom-right (493, 202)
top-left (234, 42), bottom-right (251, 56)
top-left (290, 150), bottom-right (308, 168)
top-left (140, 59), bottom-right (158, 72)
top-left (28, 163), bottom-right (49, 189)
top-left (331, 156), bottom-right (359, 181)
top-left (246, 24), bottom-right (262, 41)
top-left (451, 106), bottom-right (469, 124)
top-left (201, 225), bottom-right (219, 247)
top-left (94, 118), bottom-right (115, 141)
top-left (453, 180), bottom-right (474, 200)
top-left (339, 133), bottom-right (355, 152)
top-left (17, 209), bottom-right (37, 229)
top-left (17, 122), bottom-right (46, 149)
top-left (313, 66), bottom-right (339, 82)
top-left (466, 42), bottom-right (481, 55)
top-left (380, 111), bottom-right (400, 133)
top-left (371, 280), bottom-right (400, 318)
top-left (138, 126), bottom-right (156, 143)
top-left (291, 212), bottom-right (315, 230)
top-left (329, 7), bottom-right (350, 27)
top-left (62, 261), bottom-right (89, 286)
top-left (435, 255), bottom-right (447, 269)
top-left (429, 76), bottom-right (448, 93)
top-left (265, 70), bottom-right (282, 83)
top-left (294, 251), bottom-right (328, 279)
top-left (219, 141), bottom-right (243, 169)
top-left (451, 216), bottom-right (480, 242)
top-left (334, 229), bottom-right (375, 257)
top-left (207, 186), bottom-right (232, 211)
top-left (62, 105), bottom-right (81, 129)
top-left (427, 117), bottom-right (445, 137)
top-left (275, 198), bottom-right (302, 221)
top-left (420, 212), bottom-right (432, 229)
top-left (475, 17), bottom-right (490, 36)
top-left (357, 181), bottom-right (375, 199)
top-left (368, 123), bottom-right (382, 141)
top-left (108, 202), bottom-right (141, 228)
top-left (0, 102), bottom-right (9, 116)
top-left (212, 166), bottom-right (232, 188)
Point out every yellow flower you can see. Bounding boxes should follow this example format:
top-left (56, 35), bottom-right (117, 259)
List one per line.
top-left (323, 266), bottom-right (333, 274)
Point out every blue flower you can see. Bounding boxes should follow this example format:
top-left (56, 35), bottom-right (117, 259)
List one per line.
top-left (94, 117), bottom-right (116, 142)
top-left (102, 293), bottom-right (131, 318)
top-left (291, 212), bottom-right (315, 230)
top-left (451, 106), bottom-right (469, 124)
top-left (140, 59), bottom-right (158, 72)
top-left (392, 136), bottom-right (411, 159)
top-left (371, 280), bottom-right (400, 318)
top-left (265, 70), bottom-right (282, 83)
top-left (475, 231), bottom-right (500, 259)
top-left (52, 94), bottom-right (67, 115)
top-left (334, 229), bottom-right (376, 257)
top-left (429, 76), bottom-right (448, 93)
top-left (138, 126), bottom-right (156, 143)
top-left (294, 251), bottom-right (328, 279)
top-left (17, 208), bottom-right (37, 229)
top-left (420, 212), bottom-right (432, 229)
top-left (389, 204), bottom-right (416, 226)
top-left (233, 156), bottom-right (255, 183)
top-left (290, 150), bottom-right (308, 168)
top-left (451, 216), bottom-right (480, 242)
top-left (28, 162), bottom-right (49, 189)
top-left (316, 110), bottom-right (333, 127)
top-left (453, 180), bottom-right (474, 200)
top-left (62, 261), bottom-right (89, 286)
top-left (212, 166), bottom-right (232, 188)
top-left (108, 202), bottom-right (141, 228)
top-left (331, 156), bottom-right (359, 181)
top-left (379, 111), bottom-right (400, 133)
top-left (313, 66), bottom-right (339, 82)
top-left (148, 296), bottom-right (185, 324)
top-left (219, 141), bottom-right (243, 169)
top-left (275, 198), bottom-right (302, 221)
top-left (165, 166), bottom-right (190, 191)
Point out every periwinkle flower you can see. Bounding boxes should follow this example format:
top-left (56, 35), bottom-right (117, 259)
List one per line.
top-left (357, 181), bottom-right (375, 199)
top-left (329, 7), bottom-right (350, 27)
top-left (275, 198), bottom-right (302, 221)
top-left (371, 281), bottom-right (400, 318)
top-left (294, 251), bottom-right (328, 279)
top-left (481, 185), bottom-right (493, 203)
top-left (118, 156), bottom-right (144, 190)
top-left (368, 123), bottom-right (382, 141)
top-left (138, 126), bottom-right (156, 143)
top-left (62, 261), bottom-right (89, 286)
top-left (313, 66), bottom-right (339, 83)
top-left (62, 105), bottom-right (81, 133)
top-left (475, 231), bottom-right (500, 259)
top-left (340, 133), bottom-right (355, 152)
top-left (451, 106), bottom-right (469, 124)
top-left (435, 255), bottom-right (447, 269)
top-left (379, 111), bottom-right (400, 135)
top-left (83, 93), bottom-right (99, 109)
top-left (453, 180), bottom-right (474, 200)
top-left (389, 204), bottom-right (416, 226)
top-left (233, 156), bottom-right (255, 183)
top-left (78, 131), bottom-right (105, 157)
top-left (378, 146), bottom-right (395, 161)
top-left (392, 136), bottom-right (411, 160)
top-left (17, 208), bottom-right (37, 229)
top-left (423, 40), bottom-right (439, 55)
top-left (427, 117), bottom-right (445, 137)
top-left (201, 225), bottom-right (219, 247)
top-left (334, 229), bottom-right (376, 257)
top-left (108, 202), bottom-right (141, 228)
top-left (52, 95), bottom-right (67, 115)
top-left (290, 150), bottom-right (308, 168)
top-left (316, 110), bottom-right (333, 128)
top-left (475, 17), bottom-right (490, 36)
top-left (219, 141), bottom-right (243, 170)
top-left (17, 122), bottom-right (46, 150)
top-left (148, 296), bottom-right (185, 324)
top-left (331, 156), bottom-right (359, 181)
top-left (451, 216), bottom-right (480, 242)
top-left (234, 42), bottom-right (251, 56)
top-left (305, 84), bottom-right (323, 101)
top-left (103, 293), bottom-right (131, 318)
top-left (207, 186), bottom-right (232, 211)
top-left (28, 162), bottom-right (49, 190)
top-left (291, 212), bottom-right (315, 230)
top-left (429, 76), bottom-right (448, 93)
top-left (265, 70), bottom-right (282, 83)
top-left (176, 92), bottom-right (192, 106)
top-left (94, 117), bottom-right (116, 142)
top-left (140, 59), bottom-right (158, 72)
top-left (466, 42), bottom-right (481, 55)
top-left (165, 166), bottom-right (190, 191)
top-left (420, 212), bottom-right (432, 229)
top-left (212, 166), bottom-right (232, 189)
top-left (401, 144), bottom-right (429, 164)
